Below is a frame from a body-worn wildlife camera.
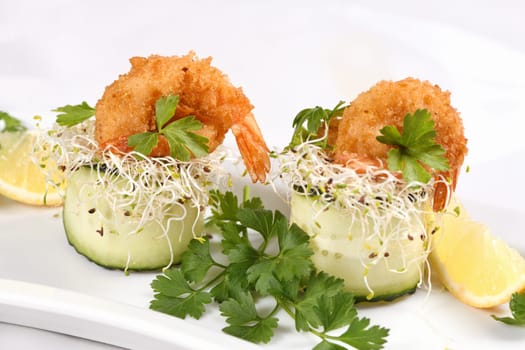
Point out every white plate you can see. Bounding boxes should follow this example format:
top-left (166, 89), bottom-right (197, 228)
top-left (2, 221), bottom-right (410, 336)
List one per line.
top-left (0, 171), bottom-right (524, 350)
top-left (1, 1), bottom-right (525, 348)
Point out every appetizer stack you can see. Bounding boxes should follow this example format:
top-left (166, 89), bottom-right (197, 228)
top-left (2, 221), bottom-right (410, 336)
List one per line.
top-left (41, 52), bottom-right (270, 271)
top-left (278, 78), bottom-right (467, 301)
top-left (1, 53), bottom-right (524, 350)
top-left (277, 78), bottom-right (525, 308)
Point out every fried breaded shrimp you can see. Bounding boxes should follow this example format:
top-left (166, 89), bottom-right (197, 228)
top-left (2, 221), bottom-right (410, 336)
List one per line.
top-left (95, 52), bottom-right (270, 183)
top-left (332, 78), bottom-right (468, 210)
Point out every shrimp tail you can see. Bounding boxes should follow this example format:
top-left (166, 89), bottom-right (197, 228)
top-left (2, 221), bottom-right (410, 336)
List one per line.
top-left (231, 113), bottom-right (270, 183)
top-left (433, 168), bottom-right (459, 211)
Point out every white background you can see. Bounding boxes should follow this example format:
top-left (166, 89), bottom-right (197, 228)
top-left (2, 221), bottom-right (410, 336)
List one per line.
top-left (1, 0), bottom-right (524, 349)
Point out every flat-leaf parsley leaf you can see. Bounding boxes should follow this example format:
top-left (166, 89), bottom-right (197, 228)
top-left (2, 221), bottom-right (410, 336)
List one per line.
top-left (0, 111), bottom-right (26, 132)
top-left (53, 102), bottom-right (95, 127)
top-left (492, 291), bottom-right (525, 326)
top-left (150, 189), bottom-right (389, 349)
top-left (128, 94), bottom-right (209, 161)
top-left (220, 290), bottom-right (279, 344)
top-left (150, 268), bottom-right (211, 319)
top-left (376, 109), bottom-right (449, 184)
top-left (289, 101), bottom-right (347, 149)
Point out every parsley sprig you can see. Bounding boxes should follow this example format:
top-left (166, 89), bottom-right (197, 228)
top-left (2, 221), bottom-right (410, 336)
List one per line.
top-left (0, 111), bottom-right (26, 132)
top-left (289, 101), bottom-right (347, 149)
top-left (128, 95), bottom-right (209, 161)
top-left (150, 189), bottom-right (389, 349)
top-left (53, 102), bottom-right (95, 127)
top-left (492, 291), bottom-right (525, 326)
top-left (376, 109), bottom-right (449, 184)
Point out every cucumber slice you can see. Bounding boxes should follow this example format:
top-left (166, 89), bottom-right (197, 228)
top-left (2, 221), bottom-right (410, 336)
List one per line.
top-left (290, 192), bottom-right (428, 301)
top-left (63, 167), bottom-right (203, 270)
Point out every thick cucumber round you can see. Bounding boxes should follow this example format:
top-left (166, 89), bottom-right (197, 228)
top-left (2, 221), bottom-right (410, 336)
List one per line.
top-left (63, 167), bottom-right (203, 270)
top-left (290, 192), bottom-right (427, 301)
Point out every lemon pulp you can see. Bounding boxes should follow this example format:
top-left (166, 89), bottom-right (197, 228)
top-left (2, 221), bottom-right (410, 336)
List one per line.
top-left (0, 130), bottom-right (64, 206)
top-left (430, 200), bottom-right (525, 308)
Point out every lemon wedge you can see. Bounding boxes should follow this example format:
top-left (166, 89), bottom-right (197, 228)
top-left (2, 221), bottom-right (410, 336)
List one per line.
top-left (0, 130), bottom-right (64, 206)
top-left (430, 199), bottom-right (525, 308)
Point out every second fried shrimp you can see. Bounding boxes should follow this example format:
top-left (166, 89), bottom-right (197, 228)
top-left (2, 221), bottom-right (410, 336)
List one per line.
top-left (332, 78), bottom-right (468, 210)
top-left (95, 52), bottom-right (270, 183)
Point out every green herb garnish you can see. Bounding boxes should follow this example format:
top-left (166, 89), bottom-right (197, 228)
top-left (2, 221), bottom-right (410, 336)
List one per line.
top-left (0, 111), bottom-right (26, 132)
top-left (127, 95), bottom-right (209, 161)
top-left (376, 109), bottom-right (449, 184)
top-left (54, 101), bottom-right (95, 127)
top-left (289, 101), bottom-right (347, 149)
top-left (492, 291), bottom-right (525, 326)
top-left (150, 189), bottom-right (389, 349)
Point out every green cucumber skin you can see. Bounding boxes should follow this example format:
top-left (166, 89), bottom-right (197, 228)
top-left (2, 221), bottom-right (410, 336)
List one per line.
top-left (63, 167), bottom-right (203, 271)
top-left (291, 192), bottom-right (426, 302)
top-left (355, 286), bottom-right (417, 303)
top-left (64, 228), bottom-right (163, 271)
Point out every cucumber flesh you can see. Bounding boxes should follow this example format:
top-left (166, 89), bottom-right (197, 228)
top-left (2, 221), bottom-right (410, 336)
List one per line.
top-left (290, 192), bottom-right (427, 301)
top-left (63, 167), bottom-right (203, 271)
